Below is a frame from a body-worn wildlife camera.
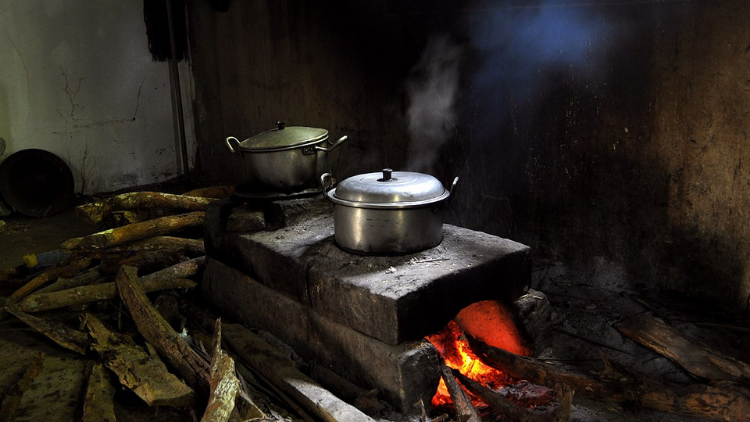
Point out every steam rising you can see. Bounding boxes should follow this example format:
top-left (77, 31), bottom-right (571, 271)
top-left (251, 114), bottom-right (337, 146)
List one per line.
top-left (405, 35), bottom-right (464, 173)
top-left (404, 4), bottom-right (613, 171)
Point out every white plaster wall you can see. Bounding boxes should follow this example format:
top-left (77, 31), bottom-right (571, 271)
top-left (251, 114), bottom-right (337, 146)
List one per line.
top-left (0, 0), bottom-right (195, 194)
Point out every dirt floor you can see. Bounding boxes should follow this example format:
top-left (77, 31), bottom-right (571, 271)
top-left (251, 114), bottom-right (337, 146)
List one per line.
top-left (1, 201), bottom-right (749, 422)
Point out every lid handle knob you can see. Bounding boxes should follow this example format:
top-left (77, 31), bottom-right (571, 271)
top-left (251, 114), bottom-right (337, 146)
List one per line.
top-left (379, 168), bottom-right (393, 181)
top-left (276, 121), bottom-right (287, 130)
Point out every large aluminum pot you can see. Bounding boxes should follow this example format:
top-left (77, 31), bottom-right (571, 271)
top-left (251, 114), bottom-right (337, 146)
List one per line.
top-left (324, 169), bottom-right (458, 255)
top-left (226, 121), bottom-right (348, 191)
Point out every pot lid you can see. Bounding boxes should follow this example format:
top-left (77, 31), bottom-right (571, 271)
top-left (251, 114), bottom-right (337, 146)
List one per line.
top-left (237, 121), bottom-right (328, 151)
top-left (329, 168), bottom-right (450, 208)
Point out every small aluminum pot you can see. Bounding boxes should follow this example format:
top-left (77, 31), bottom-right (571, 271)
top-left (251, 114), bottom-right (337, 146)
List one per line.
top-left (226, 121), bottom-right (348, 191)
top-left (323, 169), bottom-right (458, 255)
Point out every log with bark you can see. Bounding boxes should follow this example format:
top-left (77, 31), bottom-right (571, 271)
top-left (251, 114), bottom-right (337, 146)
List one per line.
top-left (99, 250), bottom-right (187, 274)
top-left (76, 191), bottom-right (215, 225)
top-left (466, 333), bottom-right (750, 422)
top-left (0, 351), bottom-right (46, 422)
top-left (82, 313), bottom-right (195, 407)
top-left (16, 276), bottom-right (197, 313)
top-left (182, 186), bottom-right (235, 199)
top-left (5, 306), bottom-right (88, 354)
top-left (4, 256), bottom-right (93, 306)
top-left (437, 359), bottom-right (481, 422)
top-left (200, 319), bottom-right (240, 422)
top-left (61, 211), bottom-right (205, 250)
top-left (616, 313), bottom-right (750, 384)
top-left (115, 265), bottom-right (211, 394)
top-left (92, 236), bottom-right (205, 258)
top-left (35, 265), bottom-right (104, 295)
top-left (81, 361), bottom-right (117, 422)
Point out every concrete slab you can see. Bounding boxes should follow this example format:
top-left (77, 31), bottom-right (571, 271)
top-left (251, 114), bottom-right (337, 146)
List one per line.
top-left (204, 197), bottom-right (531, 344)
top-left (203, 258), bottom-right (440, 413)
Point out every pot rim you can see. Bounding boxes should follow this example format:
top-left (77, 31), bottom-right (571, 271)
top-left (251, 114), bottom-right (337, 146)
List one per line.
top-left (326, 188), bottom-right (450, 209)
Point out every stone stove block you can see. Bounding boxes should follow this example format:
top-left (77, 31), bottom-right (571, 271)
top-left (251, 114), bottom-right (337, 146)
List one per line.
top-left (203, 258), bottom-right (440, 412)
top-left (204, 198), bottom-right (531, 345)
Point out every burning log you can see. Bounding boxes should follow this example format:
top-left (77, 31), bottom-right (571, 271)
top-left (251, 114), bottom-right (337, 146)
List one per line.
top-left (0, 351), bottom-right (45, 422)
top-left (617, 313), bottom-right (750, 384)
top-left (4, 256), bottom-right (93, 306)
top-left (82, 313), bottom-right (195, 406)
top-left (454, 373), bottom-right (572, 422)
top-left (76, 191), bottom-right (215, 225)
top-left (437, 359), bottom-right (481, 422)
top-left (466, 333), bottom-right (750, 421)
top-left (16, 276), bottom-right (197, 313)
top-left (200, 319), bottom-right (240, 422)
top-left (81, 361), bottom-right (116, 422)
top-left (221, 322), bottom-right (377, 422)
top-left (5, 306), bottom-right (88, 354)
top-left (115, 265), bottom-right (211, 394)
top-left (60, 211), bottom-right (205, 251)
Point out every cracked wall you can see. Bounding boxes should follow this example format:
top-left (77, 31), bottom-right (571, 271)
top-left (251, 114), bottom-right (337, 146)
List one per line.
top-left (0, 0), bottom-right (196, 194)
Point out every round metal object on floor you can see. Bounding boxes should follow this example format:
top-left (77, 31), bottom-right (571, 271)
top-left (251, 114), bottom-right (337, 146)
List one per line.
top-left (0, 149), bottom-right (75, 218)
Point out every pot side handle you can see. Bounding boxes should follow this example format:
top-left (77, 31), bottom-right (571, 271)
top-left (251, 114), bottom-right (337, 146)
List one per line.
top-left (446, 176), bottom-right (459, 204)
top-left (316, 135), bottom-right (348, 153)
top-left (225, 136), bottom-right (242, 155)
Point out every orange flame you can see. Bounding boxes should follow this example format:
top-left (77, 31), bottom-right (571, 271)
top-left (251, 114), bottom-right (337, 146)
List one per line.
top-left (426, 300), bottom-right (531, 407)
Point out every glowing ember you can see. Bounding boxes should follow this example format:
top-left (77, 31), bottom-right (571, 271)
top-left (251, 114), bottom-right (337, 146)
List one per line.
top-left (426, 300), bottom-right (531, 408)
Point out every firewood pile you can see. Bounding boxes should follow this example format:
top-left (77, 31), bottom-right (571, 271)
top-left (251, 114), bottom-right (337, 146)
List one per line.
top-left (2, 188), bottom-right (750, 422)
top-left (0, 188), bottom-right (371, 422)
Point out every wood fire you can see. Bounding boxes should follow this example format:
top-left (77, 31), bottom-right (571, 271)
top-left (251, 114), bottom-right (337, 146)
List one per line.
top-left (426, 300), bottom-right (531, 408)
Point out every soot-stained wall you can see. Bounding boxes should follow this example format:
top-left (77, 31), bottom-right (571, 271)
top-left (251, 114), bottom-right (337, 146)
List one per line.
top-left (187, 0), bottom-right (750, 312)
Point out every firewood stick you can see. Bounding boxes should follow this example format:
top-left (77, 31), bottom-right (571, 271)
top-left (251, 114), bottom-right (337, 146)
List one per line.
top-left (91, 236), bottom-right (205, 258)
top-left (221, 322), bottom-right (377, 422)
top-left (4, 306), bottom-right (88, 354)
top-left (0, 351), bottom-right (45, 422)
top-left (35, 265), bottom-right (104, 295)
top-left (200, 319), bottom-right (240, 422)
top-left (76, 191), bottom-right (215, 225)
top-left (115, 265), bottom-right (211, 394)
top-left (454, 371), bottom-right (572, 422)
top-left (437, 359), bottom-right (481, 422)
top-left (4, 256), bottom-right (93, 306)
top-left (182, 186), bottom-right (235, 199)
top-left (82, 313), bottom-right (195, 407)
top-left (99, 250), bottom-right (186, 274)
top-left (61, 211), bottom-right (205, 250)
top-left (81, 361), bottom-right (116, 422)
top-left (466, 333), bottom-right (750, 421)
top-left (17, 277), bottom-right (197, 313)
top-left (142, 256), bottom-right (206, 282)
top-left (617, 313), bottom-right (750, 383)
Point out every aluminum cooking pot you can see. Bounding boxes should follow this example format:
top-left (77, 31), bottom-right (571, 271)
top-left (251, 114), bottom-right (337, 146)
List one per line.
top-left (323, 169), bottom-right (458, 255)
top-left (226, 121), bottom-right (348, 191)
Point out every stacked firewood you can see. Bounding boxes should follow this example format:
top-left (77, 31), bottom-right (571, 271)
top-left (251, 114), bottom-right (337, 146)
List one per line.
top-left (0, 189), bottom-right (371, 422)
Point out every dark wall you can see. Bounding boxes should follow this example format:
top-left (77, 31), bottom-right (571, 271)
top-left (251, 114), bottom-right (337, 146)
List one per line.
top-left (187, 0), bottom-right (750, 312)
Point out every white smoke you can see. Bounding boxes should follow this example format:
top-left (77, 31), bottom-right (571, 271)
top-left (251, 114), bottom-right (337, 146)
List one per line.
top-left (405, 35), bottom-right (464, 173)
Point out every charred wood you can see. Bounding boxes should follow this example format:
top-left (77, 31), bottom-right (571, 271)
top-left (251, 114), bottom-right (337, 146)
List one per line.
top-left (454, 372), bottom-right (572, 422)
top-left (437, 359), bottom-right (481, 422)
top-left (467, 333), bottom-right (750, 422)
